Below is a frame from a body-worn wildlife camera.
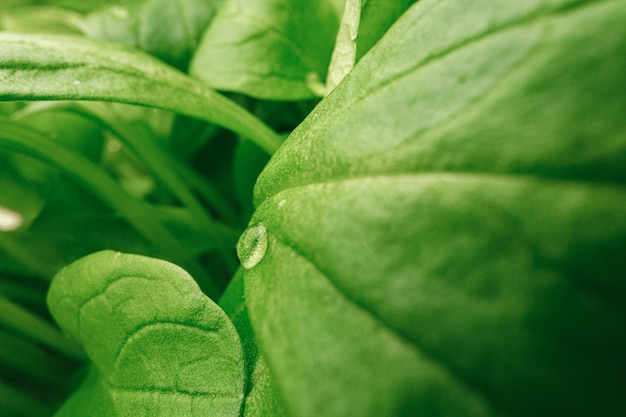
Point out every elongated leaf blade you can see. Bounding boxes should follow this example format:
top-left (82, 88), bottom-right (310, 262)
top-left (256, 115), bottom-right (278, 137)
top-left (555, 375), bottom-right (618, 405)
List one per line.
top-left (0, 32), bottom-right (281, 153)
top-left (82, 0), bottom-right (223, 70)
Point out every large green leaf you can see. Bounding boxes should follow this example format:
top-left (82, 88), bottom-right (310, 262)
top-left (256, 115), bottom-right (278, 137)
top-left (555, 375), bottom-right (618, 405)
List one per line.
top-left (0, 32), bottom-right (281, 153)
top-left (47, 251), bottom-right (245, 416)
top-left (189, 0), bottom-right (341, 100)
top-left (82, 0), bottom-right (223, 70)
top-left (241, 0), bottom-right (626, 416)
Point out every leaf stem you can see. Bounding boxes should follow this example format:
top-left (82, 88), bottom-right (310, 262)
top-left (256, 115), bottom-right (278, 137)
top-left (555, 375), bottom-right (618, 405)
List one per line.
top-left (0, 295), bottom-right (84, 360)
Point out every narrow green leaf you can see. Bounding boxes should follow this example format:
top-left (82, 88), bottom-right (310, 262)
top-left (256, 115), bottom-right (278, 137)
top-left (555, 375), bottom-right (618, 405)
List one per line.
top-left (0, 329), bottom-right (75, 389)
top-left (243, 0), bottom-right (626, 416)
top-left (0, 295), bottom-right (84, 360)
top-left (325, 0), bottom-right (360, 94)
top-left (0, 5), bottom-right (83, 34)
top-left (28, 102), bottom-right (238, 269)
top-left (0, 32), bottom-right (281, 154)
top-left (0, 120), bottom-right (219, 296)
top-left (189, 0), bottom-right (340, 100)
top-left (0, 110), bottom-right (102, 229)
top-left (47, 250), bottom-right (245, 417)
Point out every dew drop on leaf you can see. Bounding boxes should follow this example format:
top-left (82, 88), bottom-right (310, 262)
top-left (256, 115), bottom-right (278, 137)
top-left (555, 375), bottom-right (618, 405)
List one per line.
top-left (237, 223), bottom-right (268, 270)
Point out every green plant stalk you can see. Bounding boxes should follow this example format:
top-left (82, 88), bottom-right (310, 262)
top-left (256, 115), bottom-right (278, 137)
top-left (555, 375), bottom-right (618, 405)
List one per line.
top-left (62, 103), bottom-right (238, 270)
top-left (0, 120), bottom-right (220, 297)
top-left (0, 295), bottom-right (84, 360)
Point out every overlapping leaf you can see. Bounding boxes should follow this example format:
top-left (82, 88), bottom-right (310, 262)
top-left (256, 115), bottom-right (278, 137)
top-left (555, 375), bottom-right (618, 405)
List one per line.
top-left (242, 0), bottom-right (626, 416)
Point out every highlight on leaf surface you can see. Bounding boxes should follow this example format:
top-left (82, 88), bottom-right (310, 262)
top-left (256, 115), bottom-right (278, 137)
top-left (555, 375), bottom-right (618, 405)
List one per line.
top-left (46, 250), bottom-right (245, 417)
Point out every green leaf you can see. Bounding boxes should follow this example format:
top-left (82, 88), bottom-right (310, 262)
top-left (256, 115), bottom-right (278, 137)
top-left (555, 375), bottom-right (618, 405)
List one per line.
top-left (0, 119), bottom-right (220, 296)
top-left (354, 0), bottom-right (417, 60)
top-left (0, 292), bottom-right (84, 360)
top-left (219, 269), bottom-right (285, 417)
top-left (47, 250), bottom-right (245, 416)
top-left (241, 0), bottom-right (626, 416)
top-left (82, 0), bottom-right (223, 70)
top-left (325, 0), bottom-right (419, 94)
top-left (189, 0), bottom-right (340, 100)
top-left (325, 0), bottom-right (360, 94)
top-left (0, 6), bottom-right (83, 34)
top-left (0, 110), bottom-right (103, 229)
top-left (0, 32), bottom-right (281, 154)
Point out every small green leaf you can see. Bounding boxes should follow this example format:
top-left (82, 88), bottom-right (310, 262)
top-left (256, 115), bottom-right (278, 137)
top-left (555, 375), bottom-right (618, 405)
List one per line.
top-left (0, 32), bottom-right (281, 154)
top-left (82, 0), bottom-right (223, 70)
top-left (243, 0), bottom-right (626, 416)
top-left (47, 250), bottom-right (245, 417)
top-left (190, 0), bottom-right (340, 100)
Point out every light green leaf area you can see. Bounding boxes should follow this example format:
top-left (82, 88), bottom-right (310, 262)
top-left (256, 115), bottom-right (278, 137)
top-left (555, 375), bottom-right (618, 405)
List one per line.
top-left (0, 32), bottom-right (281, 154)
top-left (0, 110), bottom-right (102, 230)
top-left (47, 250), bottom-right (245, 417)
top-left (82, 0), bottom-right (223, 70)
top-left (243, 1), bottom-right (626, 416)
top-left (190, 0), bottom-right (340, 100)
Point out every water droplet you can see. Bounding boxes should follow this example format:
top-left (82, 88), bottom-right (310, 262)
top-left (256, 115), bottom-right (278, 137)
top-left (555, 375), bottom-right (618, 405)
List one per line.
top-left (278, 199), bottom-right (286, 208)
top-left (237, 223), bottom-right (268, 270)
top-left (73, 80), bottom-right (81, 85)
top-left (106, 139), bottom-right (122, 153)
top-left (110, 5), bottom-right (130, 20)
top-left (0, 206), bottom-right (23, 231)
